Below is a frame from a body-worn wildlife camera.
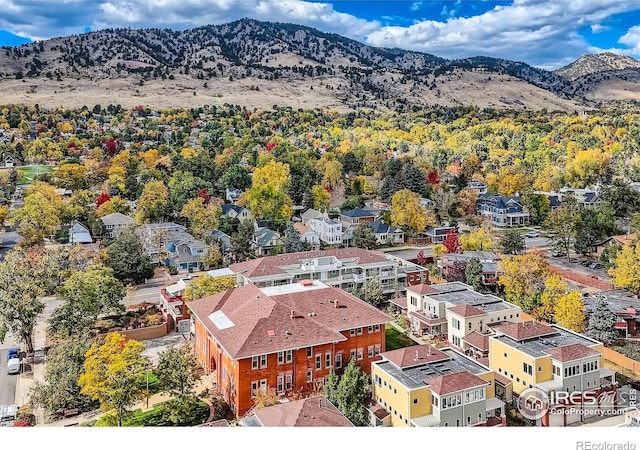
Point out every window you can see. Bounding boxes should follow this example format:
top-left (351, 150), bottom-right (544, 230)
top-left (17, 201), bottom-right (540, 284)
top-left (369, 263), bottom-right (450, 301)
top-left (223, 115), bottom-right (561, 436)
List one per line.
top-left (456, 419), bottom-right (460, 426)
top-left (538, 366), bottom-right (542, 372)
top-left (277, 376), bottom-right (284, 392)
top-left (286, 350), bottom-right (292, 363)
top-left (252, 356), bottom-right (259, 370)
top-left (374, 324), bottom-right (381, 332)
top-left (325, 352), bottom-right (332, 368)
top-left (278, 351), bottom-right (284, 365)
top-left (307, 370), bottom-right (313, 383)
top-left (307, 347), bottom-right (312, 358)
top-left (350, 349), bottom-right (356, 361)
top-left (452, 318), bottom-right (461, 330)
top-left (260, 354), bottom-right (267, 369)
top-left (467, 416), bottom-right (471, 425)
top-left (523, 363), bottom-right (532, 376)
top-left (503, 352), bottom-right (508, 358)
top-left (468, 322), bottom-right (472, 331)
top-left (413, 398), bottom-right (419, 405)
top-left (368, 346), bottom-right (374, 358)
top-left (286, 374), bottom-right (292, 390)
top-left (374, 345), bottom-right (381, 355)
top-left (357, 348), bottom-right (363, 360)
top-left (260, 379), bottom-right (267, 392)
top-left (315, 354), bottom-right (322, 370)
top-left (251, 381), bottom-right (258, 398)
top-left (368, 325), bottom-right (373, 333)
top-left (335, 353), bottom-right (342, 369)
top-left (350, 328), bottom-right (356, 336)
top-left (357, 327), bottom-right (363, 336)
top-left (479, 413), bottom-right (483, 422)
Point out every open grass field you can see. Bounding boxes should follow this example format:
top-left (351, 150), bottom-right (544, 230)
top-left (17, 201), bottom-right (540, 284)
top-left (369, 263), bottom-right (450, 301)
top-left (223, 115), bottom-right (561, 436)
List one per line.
top-left (13, 165), bottom-right (54, 185)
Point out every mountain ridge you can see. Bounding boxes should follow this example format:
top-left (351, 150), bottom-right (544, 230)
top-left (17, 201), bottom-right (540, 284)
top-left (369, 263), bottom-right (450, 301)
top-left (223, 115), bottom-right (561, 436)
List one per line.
top-left (0, 19), bottom-right (635, 111)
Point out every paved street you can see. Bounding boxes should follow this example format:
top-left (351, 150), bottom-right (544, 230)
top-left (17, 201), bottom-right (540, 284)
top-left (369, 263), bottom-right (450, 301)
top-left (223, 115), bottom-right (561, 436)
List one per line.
top-left (0, 348), bottom-right (18, 407)
top-left (0, 228), bottom-right (21, 261)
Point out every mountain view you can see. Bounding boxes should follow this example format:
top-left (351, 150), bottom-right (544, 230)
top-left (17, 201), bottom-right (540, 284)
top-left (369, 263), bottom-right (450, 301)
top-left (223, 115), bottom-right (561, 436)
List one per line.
top-left (1, 19), bottom-right (639, 111)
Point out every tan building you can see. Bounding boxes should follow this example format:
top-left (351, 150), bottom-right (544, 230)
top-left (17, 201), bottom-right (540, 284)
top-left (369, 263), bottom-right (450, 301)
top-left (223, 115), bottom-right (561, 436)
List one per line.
top-left (371, 344), bottom-right (505, 427)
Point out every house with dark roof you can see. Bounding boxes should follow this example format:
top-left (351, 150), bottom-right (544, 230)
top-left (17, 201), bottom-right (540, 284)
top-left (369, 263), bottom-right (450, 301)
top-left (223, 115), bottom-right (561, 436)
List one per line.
top-left (225, 187), bottom-right (243, 204)
top-left (221, 204), bottom-right (253, 222)
top-left (477, 195), bottom-right (529, 227)
top-left (371, 344), bottom-right (505, 427)
top-left (229, 247), bottom-right (428, 297)
top-left (253, 228), bottom-right (283, 256)
top-left (188, 280), bottom-right (391, 417)
top-left (488, 322), bottom-right (615, 426)
top-left (371, 220), bottom-right (404, 245)
top-left (339, 208), bottom-right (377, 225)
top-left (559, 187), bottom-right (603, 210)
top-left (241, 396), bottom-right (354, 427)
top-left (583, 291), bottom-right (640, 338)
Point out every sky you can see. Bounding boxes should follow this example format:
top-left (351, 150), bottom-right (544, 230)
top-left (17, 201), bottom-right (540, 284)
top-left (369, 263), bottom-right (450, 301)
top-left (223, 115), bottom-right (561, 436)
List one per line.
top-left (2, 0), bottom-right (640, 69)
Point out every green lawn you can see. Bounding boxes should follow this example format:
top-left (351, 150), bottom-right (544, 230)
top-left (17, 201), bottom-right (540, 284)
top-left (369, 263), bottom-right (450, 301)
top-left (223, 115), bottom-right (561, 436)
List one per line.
top-left (385, 323), bottom-right (417, 351)
top-left (14, 165), bottom-right (54, 185)
top-left (94, 396), bottom-right (209, 427)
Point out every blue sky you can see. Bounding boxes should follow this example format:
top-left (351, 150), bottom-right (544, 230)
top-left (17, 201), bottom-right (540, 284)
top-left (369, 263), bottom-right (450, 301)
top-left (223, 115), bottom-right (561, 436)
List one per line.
top-left (2, 0), bottom-right (640, 69)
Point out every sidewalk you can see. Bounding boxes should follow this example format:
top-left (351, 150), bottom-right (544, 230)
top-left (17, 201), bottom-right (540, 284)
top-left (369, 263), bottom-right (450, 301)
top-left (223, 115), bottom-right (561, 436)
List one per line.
top-left (14, 314), bottom-right (47, 425)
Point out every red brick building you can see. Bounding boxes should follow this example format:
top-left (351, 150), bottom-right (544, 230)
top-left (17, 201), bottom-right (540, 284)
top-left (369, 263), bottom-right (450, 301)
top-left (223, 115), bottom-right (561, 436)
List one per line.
top-left (188, 280), bottom-right (391, 418)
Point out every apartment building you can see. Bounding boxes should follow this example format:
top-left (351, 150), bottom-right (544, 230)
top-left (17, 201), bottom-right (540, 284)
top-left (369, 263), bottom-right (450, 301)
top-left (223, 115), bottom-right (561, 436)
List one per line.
top-left (229, 248), bottom-right (428, 297)
top-left (405, 282), bottom-right (522, 348)
top-left (371, 344), bottom-right (505, 427)
top-left (188, 280), bottom-right (391, 417)
top-left (309, 216), bottom-right (344, 247)
top-left (488, 321), bottom-right (616, 426)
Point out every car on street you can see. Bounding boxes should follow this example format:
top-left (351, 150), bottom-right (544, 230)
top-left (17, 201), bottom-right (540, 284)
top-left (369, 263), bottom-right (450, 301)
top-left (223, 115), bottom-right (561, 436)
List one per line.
top-left (6, 357), bottom-right (20, 375)
top-left (581, 260), bottom-right (595, 267)
top-left (524, 231), bottom-right (539, 238)
top-left (589, 262), bottom-right (604, 269)
top-left (551, 251), bottom-right (566, 257)
top-left (7, 348), bottom-right (18, 361)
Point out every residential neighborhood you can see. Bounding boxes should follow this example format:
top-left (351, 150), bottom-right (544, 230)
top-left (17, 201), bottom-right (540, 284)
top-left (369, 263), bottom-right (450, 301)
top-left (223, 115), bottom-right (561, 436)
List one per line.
top-left (0, 101), bottom-right (639, 432)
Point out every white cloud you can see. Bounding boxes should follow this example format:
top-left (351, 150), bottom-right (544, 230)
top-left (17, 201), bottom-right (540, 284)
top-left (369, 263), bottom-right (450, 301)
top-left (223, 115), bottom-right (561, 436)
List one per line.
top-left (619, 25), bottom-right (640, 52)
top-left (410, 2), bottom-right (423, 12)
top-left (365, 0), bottom-right (640, 68)
top-left (590, 23), bottom-right (609, 34)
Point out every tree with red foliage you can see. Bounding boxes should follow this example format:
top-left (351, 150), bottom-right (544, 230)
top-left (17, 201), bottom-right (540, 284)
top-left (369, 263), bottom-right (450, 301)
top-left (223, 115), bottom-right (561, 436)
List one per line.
top-left (102, 138), bottom-right (120, 156)
top-left (197, 188), bottom-right (210, 203)
top-left (96, 192), bottom-right (111, 208)
top-left (13, 419), bottom-right (30, 427)
top-left (443, 229), bottom-right (460, 253)
top-left (426, 170), bottom-right (440, 186)
top-left (265, 141), bottom-right (278, 152)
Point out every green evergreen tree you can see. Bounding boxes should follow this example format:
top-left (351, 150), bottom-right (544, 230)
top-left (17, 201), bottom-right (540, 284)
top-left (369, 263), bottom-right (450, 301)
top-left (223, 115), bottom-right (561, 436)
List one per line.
top-left (500, 228), bottom-right (526, 255)
top-left (353, 222), bottom-right (377, 250)
top-left (465, 257), bottom-right (483, 291)
top-left (230, 220), bottom-right (256, 262)
top-left (585, 298), bottom-right (617, 345)
top-left (104, 226), bottom-right (155, 285)
top-left (322, 359), bottom-right (371, 426)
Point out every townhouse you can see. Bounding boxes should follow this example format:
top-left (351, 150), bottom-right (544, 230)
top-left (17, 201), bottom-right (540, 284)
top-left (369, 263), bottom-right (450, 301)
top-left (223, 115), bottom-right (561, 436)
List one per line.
top-left (229, 248), bottom-right (429, 297)
top-left (488, 321), bottom-right (615, 426)
top-left (187, 280), bottom-right (391, 417)
top-left (371, 344), bottom-right (505, 427)
top-left (405, 282), bottom-right (522, 348)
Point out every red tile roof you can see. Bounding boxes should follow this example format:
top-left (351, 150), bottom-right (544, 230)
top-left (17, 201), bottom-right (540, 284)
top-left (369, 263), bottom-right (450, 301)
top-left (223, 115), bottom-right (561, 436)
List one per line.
top-left (424, 371), bottom-right (488, 396)
top-left (381, 344), bottom-right (449, 368)
top-left (491, 321), bottom-right (557, 341)
top-left (250, 396), bottom-right (354, 427)
top-left (389, 297), bottom-right (407, 308)
top-left (543, 343), bottom-right (601, 362)
top-left (464, 331), bottom-right (491, 351)
top-left (407, 284), bottom-right (440, 295)
top-left (188, 283), bottom-right (390, 359)
top-left (230, 248), bottom-right (391, 278)
top-left (447, 304), bottom-right (486, 318)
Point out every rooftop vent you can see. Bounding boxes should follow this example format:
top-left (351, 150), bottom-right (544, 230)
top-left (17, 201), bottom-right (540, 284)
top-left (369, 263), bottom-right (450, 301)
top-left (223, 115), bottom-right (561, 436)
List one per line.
top-left (290, 310), bottom-right (296, 318)
top-left (334, 300), bottom-right (340, 309)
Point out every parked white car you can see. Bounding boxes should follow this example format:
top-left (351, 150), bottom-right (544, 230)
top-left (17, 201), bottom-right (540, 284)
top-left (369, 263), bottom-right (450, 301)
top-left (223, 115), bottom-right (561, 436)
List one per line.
top-left (523, 231), bottom-right (539, 238)
top-left (6, 357), bottom-right (20, 375)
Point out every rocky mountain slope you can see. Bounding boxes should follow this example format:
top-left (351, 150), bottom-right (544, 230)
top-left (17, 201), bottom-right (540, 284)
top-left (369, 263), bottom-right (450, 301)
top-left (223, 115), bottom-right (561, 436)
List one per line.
top-left (0, 19), bottom-right (631, 111)
top-left (555, 52), bottom-right (640, 81)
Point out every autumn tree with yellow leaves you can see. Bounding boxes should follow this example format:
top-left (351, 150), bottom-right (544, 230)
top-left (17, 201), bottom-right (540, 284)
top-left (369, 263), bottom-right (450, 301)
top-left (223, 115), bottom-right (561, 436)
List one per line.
top-left (609, 241), bottom-right (640, 294)
top-left (497, 249), bottom-right (550, 312)
top-left (390, 189), bottom-right (435, 235)
top-left (554, 290), bottom-right (586, 332)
